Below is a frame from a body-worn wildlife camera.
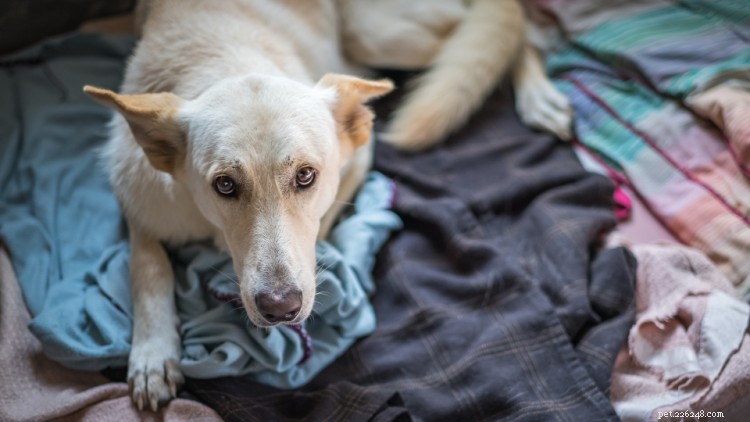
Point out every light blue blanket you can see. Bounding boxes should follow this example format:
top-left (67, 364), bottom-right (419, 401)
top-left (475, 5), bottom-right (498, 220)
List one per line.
top-left (0, 33), bottom-right (402, 388)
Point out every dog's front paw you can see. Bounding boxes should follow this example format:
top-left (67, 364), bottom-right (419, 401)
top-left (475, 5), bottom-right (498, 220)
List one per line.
top-left (516, 78), bottom-right (574, 141)
top-left (128, 344), bottom-right (184, 411)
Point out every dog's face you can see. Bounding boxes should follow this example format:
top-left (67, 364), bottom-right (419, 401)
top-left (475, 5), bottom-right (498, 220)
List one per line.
top-left (84, 74), bottom-right (392, 327)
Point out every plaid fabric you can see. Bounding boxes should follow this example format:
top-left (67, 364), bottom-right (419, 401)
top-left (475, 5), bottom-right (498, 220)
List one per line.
top-left (541, 0), bottom-right (750, 292)
top-left (185, 87), bottom-right (637, 421)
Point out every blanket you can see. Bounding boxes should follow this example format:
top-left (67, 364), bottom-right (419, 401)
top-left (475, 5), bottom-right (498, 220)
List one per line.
top-left (0, 32), bottom-right (401, 389)
top-left (184, 81), bottom-right (638, 420)
top-left (610, 243), bottom-right (750, 421)
top-left (0, 245), bottom-right (222, 422)
top-left (540, 0), bottom-right (750, 293)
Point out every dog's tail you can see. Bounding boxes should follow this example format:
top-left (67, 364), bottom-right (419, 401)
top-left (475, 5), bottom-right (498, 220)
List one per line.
top-left (381, 0), bottom-right (524, 150)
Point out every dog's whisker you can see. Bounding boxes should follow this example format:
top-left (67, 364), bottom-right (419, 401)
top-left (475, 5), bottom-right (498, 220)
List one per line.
top-left (208, 264), bottom-right (238, 282)
top-left (315, 260), bottom-right (335, 275)
top-left (314, 289), bottom-right (331, 298)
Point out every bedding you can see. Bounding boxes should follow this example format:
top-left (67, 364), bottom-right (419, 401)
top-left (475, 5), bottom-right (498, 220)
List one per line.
top-left (539, 0), bottom-right (750, 293)
top-left (5, 1), bottom-right (750, 419)
top-left (0, 31), bottom-right (638, 420)
top-left (526, 1), bottom-right (750, 419)
top-left (610, 243), bottom-right (750, 421)
top-left (0, 245), bottom-right (222, 422)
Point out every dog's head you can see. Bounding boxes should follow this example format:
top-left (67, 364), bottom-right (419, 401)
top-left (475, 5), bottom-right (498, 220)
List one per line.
top-left (84, 74), bottom-right (392, 327)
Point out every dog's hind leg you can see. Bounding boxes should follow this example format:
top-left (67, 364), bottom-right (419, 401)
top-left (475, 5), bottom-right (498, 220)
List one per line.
top-left (127, 226), bottom-right (184, 411)
top-left (511, 44), bottom-right (573, 140)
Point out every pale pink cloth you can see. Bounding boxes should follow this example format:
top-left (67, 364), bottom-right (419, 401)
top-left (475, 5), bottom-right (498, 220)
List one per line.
top-left (611, 243), bottom-right (750, 421)
top-left (656, 334), bottom-right (750, 420)
top-left (0, 247), bottom-right (222, 422)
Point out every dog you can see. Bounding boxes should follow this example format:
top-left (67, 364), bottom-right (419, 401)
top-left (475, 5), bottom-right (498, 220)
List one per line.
top-left (83, 0), bottom-right (572, 411)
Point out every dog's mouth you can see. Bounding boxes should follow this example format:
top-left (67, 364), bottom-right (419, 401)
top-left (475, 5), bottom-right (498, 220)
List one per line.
top-left (251, 314), bottom-right (307, 328)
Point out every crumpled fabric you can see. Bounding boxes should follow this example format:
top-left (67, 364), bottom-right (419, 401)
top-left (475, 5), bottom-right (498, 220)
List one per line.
top-left (0, 32), bottom-right (402, 389)
top-left (610, 243), bottom-right (750, 422)
top-left (0, 246), bottom-right (223, 422)
top-left (542, 0), bottom-right (750, 291)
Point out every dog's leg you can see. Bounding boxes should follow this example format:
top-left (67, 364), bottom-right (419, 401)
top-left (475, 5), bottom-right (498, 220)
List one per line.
top-left (318, 139), bottom-right (374, 240)
top-left (512, 44), bottom-right (573, 140)
top-left (127, 226), bottom-right (184, 411)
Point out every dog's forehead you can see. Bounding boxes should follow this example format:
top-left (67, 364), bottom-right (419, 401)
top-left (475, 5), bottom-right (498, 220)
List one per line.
top-left (196, 75), bottom-right (332, 118)
top-left (207, 77), bottom-right (331, 131)
top-left (186, 76), bottom-right (338, 173)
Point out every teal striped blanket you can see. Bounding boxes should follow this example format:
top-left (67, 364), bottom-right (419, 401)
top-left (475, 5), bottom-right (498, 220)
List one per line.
top-left (539, 0), bottom-right (750, 292)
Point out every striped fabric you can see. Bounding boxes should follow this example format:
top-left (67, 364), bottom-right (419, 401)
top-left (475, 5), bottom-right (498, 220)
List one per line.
top-left (541, 0), bottom-right (750, 293)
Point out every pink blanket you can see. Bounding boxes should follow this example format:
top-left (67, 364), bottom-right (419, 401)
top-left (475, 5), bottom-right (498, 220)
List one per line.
top-left (611, 243), bottom-right (750, 421)
top-left (0, 246), bottom-right (221, 422)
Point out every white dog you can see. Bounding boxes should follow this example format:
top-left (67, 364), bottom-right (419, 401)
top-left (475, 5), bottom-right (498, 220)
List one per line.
top-left (83, 0), bottom-right (571, 411)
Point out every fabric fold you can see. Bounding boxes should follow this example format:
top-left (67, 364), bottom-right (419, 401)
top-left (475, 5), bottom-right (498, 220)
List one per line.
top-left (544, 0), bottom-right (750, 292)
top-left (0, 245), bottom-right (222, 422)
top-left (611, 243), bottom-right (750, 422)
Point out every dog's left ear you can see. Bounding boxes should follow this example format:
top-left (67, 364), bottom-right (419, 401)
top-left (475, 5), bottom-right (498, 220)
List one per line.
top-left (83, 85), bottom-right (186, 174)
top-left (316, 74), bottom-right (393, 154)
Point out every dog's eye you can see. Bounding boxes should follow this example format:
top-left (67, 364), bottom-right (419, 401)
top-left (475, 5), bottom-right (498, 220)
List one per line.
top-left (295, 167), bottom-right (316, 188)
top-left (214, 175), bottom-right (237, 197)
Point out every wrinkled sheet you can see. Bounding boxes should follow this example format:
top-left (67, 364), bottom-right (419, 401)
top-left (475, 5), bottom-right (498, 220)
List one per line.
top-left (0, 245), bottom-right (222, 422)
top-left (0, 32), bottom-right (401, 389)
top-left (541, 0), bottom-right (750, 292)
top-left (611, 243), bottom-right (750, 421)
top-left (184, 85), bottom-right (638, 421)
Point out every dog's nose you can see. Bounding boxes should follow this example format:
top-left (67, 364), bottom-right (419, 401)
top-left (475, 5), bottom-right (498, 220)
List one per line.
top-left (255, 287), bottom-right (302, 324)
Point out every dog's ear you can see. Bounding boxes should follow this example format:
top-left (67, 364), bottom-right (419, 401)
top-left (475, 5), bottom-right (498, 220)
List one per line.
top-left (83, 85), bottom-right (185, 174)
top-left (316, 74), bottom-right (393, 154)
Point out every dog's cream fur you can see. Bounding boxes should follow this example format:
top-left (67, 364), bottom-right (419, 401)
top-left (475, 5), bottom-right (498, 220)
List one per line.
top-left (339, 0), bottom-right (572, 149)
top-left (83, 0), bottom-right (571, 411)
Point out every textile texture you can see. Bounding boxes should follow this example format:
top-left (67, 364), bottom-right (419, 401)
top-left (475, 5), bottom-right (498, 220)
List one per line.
top-left (0, 245), bottom-right (222, 422)
top-left (611, 243), bottom-right (750, 421)
top-left (542, 0), bottom-right (750, 292)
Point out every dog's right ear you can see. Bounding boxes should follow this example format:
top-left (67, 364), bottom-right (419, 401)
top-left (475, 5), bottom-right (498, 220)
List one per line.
top-left (83, 85), bottom-right (185, 174)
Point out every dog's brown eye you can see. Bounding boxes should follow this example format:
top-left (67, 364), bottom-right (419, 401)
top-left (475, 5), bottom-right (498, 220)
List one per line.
top-left (214, 175), bottom-right (236, 197)
top-left (295, 167), bottom-right (316, 188)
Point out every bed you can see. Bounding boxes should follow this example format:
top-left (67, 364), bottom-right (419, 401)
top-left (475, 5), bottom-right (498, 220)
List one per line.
top-left (1, 2), bottom-right (749, 421)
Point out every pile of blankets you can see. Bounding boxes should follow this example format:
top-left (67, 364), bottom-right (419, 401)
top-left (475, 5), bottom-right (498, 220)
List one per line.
top-left (533, 0), bottom-right (750, 419)
top-left (2, 0), bottom-right (750, 418)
